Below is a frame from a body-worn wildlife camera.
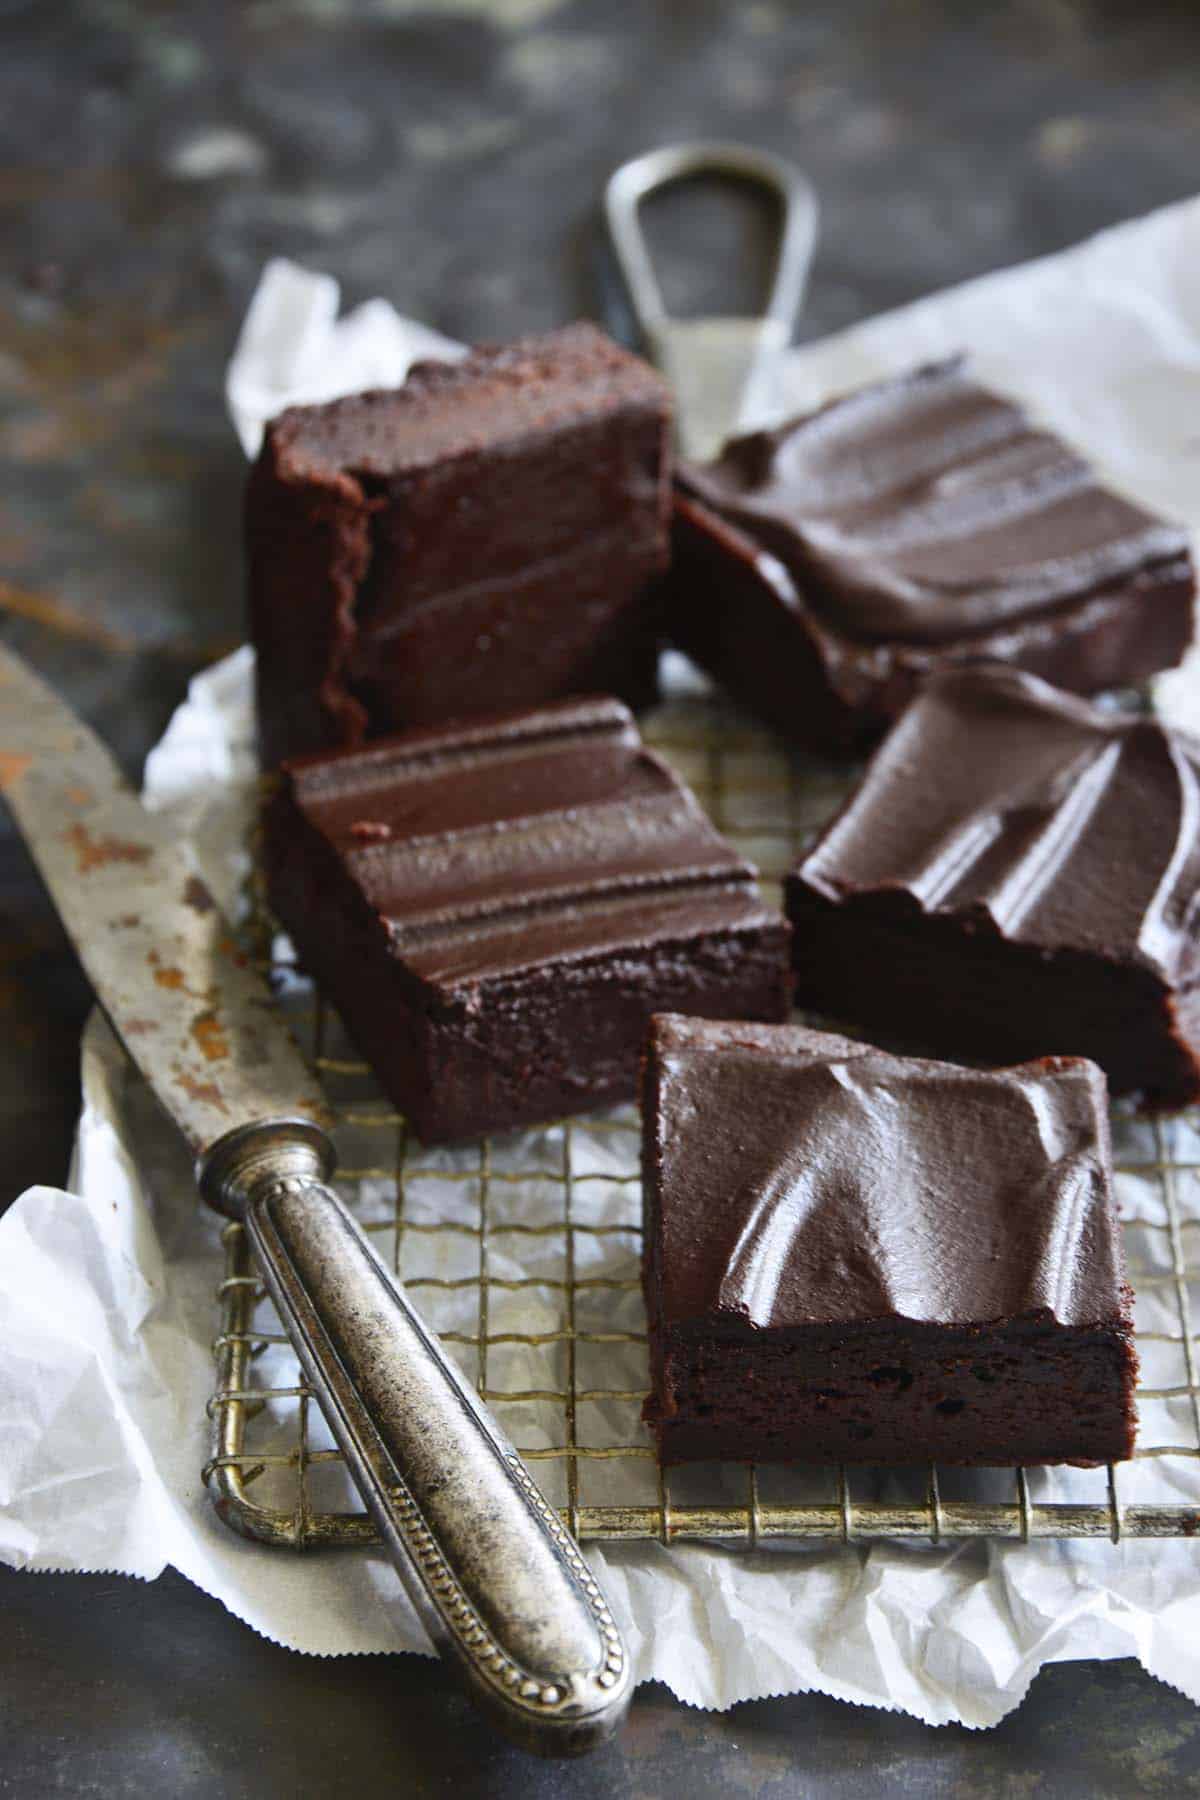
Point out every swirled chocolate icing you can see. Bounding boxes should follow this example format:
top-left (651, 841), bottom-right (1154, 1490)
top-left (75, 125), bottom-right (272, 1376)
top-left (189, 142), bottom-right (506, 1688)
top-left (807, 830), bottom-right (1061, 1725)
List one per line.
top-left (798, 665), bottom-right (1200, 984)
top-left (647, 1017), bottom-right (1124, 1333)
top-left (277, 695), bottom-right (779, 987)
top-left (641, 1015), bottom-right (1138, 1468)
top-left (265, 698), bottom-right (791, 1144)
top-left (679, 359), bottom-right (1190, 647)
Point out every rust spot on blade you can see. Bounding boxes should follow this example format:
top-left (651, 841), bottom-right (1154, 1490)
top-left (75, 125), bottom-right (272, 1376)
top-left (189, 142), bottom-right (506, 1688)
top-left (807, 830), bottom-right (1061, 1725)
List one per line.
top-left (123, 1018), bottom-right (157, 1035)
top-left (0, 753), bottom-right (32, 793)
top-left (153, 964), bottom-right (187, 991)
top-left (175, 1069), bottom-right (229, 1115)
top-left (65, 821), bottom-right (152, 873)
top-left (350, 819), bottom-right (393, 842)
top-left (183, 875), bottom-right (215, 914)
top-left (110, 914), bottom-right (141, 930)
top-left (65, 784), bottom-right (93, 808)
top-left (191, 1008), bottom-right (229, 1062)
top-left (299, 1096), bottom-right (336, 1130)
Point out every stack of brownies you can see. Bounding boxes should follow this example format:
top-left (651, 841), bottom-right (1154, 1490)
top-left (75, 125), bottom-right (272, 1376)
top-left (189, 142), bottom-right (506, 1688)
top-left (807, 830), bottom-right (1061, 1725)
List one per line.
top-left (249, 322), bottom-right (1199, 1474)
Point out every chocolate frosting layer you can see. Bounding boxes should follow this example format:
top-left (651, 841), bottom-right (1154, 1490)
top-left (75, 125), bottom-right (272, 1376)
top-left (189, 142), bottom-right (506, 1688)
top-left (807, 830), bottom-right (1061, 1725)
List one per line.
top-left (282, 697), bottom-right (780, 988)
top-left (679, 359), bottom-right (1190, 647)
top-left (796, 665), bottom-right (1200, 982)
top-left (647, 1016), bottom-right (1126, 1332)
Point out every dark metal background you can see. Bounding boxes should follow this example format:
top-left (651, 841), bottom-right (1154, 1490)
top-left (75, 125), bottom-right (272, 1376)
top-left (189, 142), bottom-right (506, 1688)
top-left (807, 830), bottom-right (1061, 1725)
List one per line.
top-left (5, 1), bottom-right (1200, 1791)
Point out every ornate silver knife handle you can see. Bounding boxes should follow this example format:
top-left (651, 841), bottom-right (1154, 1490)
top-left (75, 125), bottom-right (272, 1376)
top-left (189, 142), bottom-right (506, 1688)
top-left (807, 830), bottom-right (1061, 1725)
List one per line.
top-left (200, 1118), bottom-right (632, 1756)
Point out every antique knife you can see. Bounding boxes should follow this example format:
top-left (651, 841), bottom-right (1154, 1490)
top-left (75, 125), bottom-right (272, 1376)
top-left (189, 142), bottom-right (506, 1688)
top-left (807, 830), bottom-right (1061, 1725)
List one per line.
top-left (0, 641), bottom-right (631, 1756)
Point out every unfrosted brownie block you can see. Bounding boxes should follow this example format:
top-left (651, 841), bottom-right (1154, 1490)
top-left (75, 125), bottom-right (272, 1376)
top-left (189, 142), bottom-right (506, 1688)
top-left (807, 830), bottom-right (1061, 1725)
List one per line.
top-left (247, 322), bottom-right (673, 768)
top-left (642, 1015), bottom-right (1137, 1467)
top-left (667, 359), bottom-right (1193, 754)
top-left (786, 664), bottom-right (1200, 1109)
top-left (264, 697), bottom-right (791, 1144)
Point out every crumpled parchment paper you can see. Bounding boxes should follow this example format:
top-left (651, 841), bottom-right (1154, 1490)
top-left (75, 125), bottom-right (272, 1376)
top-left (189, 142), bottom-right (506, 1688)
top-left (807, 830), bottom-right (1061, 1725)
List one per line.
top-left (5, 198), bottom-right (1200, 1726)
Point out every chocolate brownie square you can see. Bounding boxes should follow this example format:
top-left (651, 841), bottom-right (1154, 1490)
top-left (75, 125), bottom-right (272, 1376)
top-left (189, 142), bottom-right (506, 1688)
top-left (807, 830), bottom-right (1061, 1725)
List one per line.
top-left (786, 664), bottom-right (1200, 1108)
top-left (264, 697), bottom-right (791, 1144)
top-left (247, 323), bottom-right (672, 768)
top-left (666, 359), bottom-right (1193, 754)
top-left (642, 1015), bottom-right (1137, 1467)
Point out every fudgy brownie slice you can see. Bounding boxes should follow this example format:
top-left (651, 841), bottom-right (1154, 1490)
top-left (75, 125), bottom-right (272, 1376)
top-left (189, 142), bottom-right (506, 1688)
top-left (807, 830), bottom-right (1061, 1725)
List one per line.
top-left (264, 697), bottom-right (791, 1144)
top-left (247, 322), bottom-right (672, 768)
top-left (786, 664), bottom-right (1200, 1108)
top-left (666, 359), bottom-right (1193, 754)
top-left (642, 1015), bottom-right (1137, 1467)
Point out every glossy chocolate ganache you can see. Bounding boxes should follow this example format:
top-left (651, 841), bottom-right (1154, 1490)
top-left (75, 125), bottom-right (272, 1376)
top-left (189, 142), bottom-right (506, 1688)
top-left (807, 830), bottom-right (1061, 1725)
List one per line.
top-left (800, 664), bottom-right (1200, 978)
top-left (667, 360), bottom-right (1194, 755)
top-left (642, 1016), bottom-right (1138, 1467)
top-left (787, 665), bottom-right (1200, 1106)
top-left (265, 697), bottom-right (791, 1145)
top-left (646, 1019), bottom-right (1126, 1334)
top-left (680, 357), bottom-right (1191, 646)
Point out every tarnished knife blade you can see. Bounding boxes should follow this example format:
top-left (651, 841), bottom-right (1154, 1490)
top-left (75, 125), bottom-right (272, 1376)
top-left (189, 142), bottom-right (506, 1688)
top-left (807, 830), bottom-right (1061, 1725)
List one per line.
top-left (0, 641), bottom-right (634, 1754)
top-left (0, 643), bottom-right (329, 1154)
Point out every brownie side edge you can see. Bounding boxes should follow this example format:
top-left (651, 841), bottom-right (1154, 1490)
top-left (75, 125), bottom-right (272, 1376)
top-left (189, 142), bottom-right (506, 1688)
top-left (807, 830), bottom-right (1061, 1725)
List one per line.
top-left (666, 493), bottom-right (1196, 757)
top-left (246, 440), bottom-right (373, 770)
top-left (349, 550), bottom-right (665, 731)
top-left (652, 1318), bottom-right (1139, 1467)
top-left (641, 1015), bottom-right (677, 1450)
top-left (784, 878), bottom-right (1200, 1109)
top-left (262, 769), bottom-right (441, 1128)
top-left (412, 912), bottom-right (793, 1145)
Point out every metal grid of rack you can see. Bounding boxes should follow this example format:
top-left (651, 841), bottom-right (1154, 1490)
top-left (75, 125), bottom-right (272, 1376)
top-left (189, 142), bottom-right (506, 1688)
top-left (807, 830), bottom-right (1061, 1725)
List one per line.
top-left (204, 686), bottom-right (1200, 1548)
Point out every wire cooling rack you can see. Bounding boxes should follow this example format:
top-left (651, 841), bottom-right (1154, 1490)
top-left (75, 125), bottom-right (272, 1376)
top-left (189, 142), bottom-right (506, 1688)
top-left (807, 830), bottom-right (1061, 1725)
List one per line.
top-left (205, 683), bottom-right (1200, 1548)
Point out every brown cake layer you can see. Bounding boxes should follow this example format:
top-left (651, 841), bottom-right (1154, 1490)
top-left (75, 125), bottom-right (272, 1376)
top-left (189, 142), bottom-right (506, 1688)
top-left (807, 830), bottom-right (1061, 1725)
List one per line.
top-left (264, 697), bottom-right (791, 1144)
top-left (667, 359), bottom-right (1194, 754)
top-left (247, 323), bottom-right (672, 768)
top-left (642, 1016), bottom-right (1138, 1467)
top-left (786, 664), bottom-right (1200, 1108)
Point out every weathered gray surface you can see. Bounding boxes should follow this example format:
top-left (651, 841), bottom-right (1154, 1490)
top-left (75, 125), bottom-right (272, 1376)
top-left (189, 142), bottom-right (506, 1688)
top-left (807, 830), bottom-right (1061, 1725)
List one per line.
top-left (4, 0), bottom-right (1200, 1791)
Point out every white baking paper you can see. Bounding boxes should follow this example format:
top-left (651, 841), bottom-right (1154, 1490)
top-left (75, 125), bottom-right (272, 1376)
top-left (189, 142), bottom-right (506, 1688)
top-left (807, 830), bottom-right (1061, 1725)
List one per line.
top-left (6, 201), bottom-right (1200, 1727)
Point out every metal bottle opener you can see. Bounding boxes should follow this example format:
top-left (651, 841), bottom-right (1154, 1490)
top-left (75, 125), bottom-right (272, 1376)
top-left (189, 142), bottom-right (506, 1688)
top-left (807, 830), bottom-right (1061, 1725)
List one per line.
top-left (604, 141), bottom-right (818, 460)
